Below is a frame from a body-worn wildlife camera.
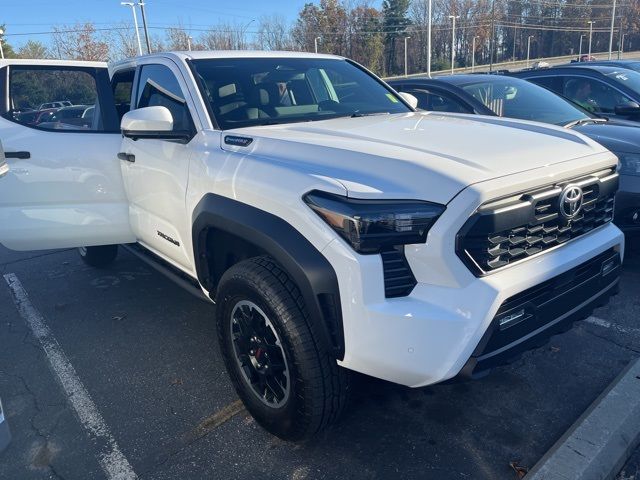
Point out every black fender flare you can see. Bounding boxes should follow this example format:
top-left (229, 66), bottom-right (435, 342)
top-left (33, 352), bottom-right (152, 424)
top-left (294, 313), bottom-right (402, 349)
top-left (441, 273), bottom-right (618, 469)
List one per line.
top-left (192, 193), bottom-right (345, 360)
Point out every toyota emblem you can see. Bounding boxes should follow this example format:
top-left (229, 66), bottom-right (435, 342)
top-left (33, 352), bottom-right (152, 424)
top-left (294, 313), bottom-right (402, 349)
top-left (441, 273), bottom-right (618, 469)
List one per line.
top-left (559, 184), bottom-right (583, 219)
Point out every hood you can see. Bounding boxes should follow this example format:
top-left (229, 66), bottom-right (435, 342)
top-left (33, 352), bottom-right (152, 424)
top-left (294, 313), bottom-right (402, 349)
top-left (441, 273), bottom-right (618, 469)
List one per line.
top-left (572, 122), bottom-right (640, 154)
top-left (224, 112), bottom-right (610, 204)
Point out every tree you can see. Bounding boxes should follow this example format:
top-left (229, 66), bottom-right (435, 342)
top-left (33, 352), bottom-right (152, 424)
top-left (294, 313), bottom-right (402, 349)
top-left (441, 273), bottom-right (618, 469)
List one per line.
top-left (292, 0), bottom-right (348, 54)
top-left (348, 5), bottom-right (385, 73)
top-left (0, 24), bottom-right (17, 58)
top-left (257, 14), bottom-right (293, 50)
top-left (17, 40), bottom-right (51, 59)
top-left (52, 22), bottom-right (109, 61)
top-left (382, 0), bottom-right (411, 75)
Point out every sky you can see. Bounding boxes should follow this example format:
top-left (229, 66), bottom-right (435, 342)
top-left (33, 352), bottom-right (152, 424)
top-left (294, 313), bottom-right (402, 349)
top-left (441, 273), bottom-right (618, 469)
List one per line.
top-left (1, 0), bottom-right (321, 48)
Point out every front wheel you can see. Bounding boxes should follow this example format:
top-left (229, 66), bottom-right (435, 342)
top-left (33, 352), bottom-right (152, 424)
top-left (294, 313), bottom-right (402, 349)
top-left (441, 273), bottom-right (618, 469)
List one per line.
top-left (78, 245), bottom-right (118, 268)
top-left (216, 256), bottom-right (350, 440)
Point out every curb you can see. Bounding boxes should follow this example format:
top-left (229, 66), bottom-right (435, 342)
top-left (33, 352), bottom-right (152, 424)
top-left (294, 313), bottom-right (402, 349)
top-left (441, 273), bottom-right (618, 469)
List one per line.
top-left (526, 357), bottom-right (640, 480)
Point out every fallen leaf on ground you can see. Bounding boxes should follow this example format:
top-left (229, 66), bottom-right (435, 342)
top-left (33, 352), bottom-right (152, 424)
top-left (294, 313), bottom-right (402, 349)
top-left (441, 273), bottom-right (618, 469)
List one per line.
top-left (509, 461), bottom-right (528, 479)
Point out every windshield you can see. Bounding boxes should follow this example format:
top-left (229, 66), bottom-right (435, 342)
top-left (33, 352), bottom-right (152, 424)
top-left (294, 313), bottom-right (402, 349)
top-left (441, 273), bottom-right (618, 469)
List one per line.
top-left (191, 58), bottom-right (410, 130)
top-left (602, 69), bottom-right (640, 94)
top-left (458, 77), bottom-right (590, 126)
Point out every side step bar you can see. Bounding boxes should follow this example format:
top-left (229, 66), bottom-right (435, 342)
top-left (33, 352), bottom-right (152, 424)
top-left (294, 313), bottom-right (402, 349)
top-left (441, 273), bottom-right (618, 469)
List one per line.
top-left (121, 244), bottom-right (212, 303)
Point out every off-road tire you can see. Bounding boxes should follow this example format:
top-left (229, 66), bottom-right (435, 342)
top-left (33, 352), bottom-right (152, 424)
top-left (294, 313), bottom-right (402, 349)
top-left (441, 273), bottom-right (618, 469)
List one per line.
top-left (78, 245), bottom-right (118, 268)
top-left (216, 256), bottom-right (350, 440)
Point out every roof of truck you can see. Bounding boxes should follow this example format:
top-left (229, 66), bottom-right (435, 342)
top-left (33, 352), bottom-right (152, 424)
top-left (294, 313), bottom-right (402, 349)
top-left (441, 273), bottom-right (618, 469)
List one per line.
top-left (0, 58), bottom-right (106, 68)
top-left (109, 50), bottom-right (344, 70)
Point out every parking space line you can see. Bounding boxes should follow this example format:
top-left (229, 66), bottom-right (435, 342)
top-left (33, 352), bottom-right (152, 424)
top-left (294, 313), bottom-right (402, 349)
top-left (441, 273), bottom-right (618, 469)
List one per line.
top-left (3, 273), bottom-right (137, 480)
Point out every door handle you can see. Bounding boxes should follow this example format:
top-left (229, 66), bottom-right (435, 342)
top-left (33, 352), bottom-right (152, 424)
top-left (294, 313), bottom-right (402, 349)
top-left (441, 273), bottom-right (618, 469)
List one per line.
top-left (5, 151), bottom-right (30, 160)
top-left (117, 152), bottom-right (135, 163)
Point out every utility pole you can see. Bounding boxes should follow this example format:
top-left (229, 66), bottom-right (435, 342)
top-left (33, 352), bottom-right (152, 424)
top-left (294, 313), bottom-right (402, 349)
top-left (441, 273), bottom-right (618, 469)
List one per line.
top-left (526, 35), bottom-right (534, 68)
top-left (608, 0), bottom-right (616, 59)
top-left (579, 34), bottom-right (585, 58)
top-left (512, 25), bottom-right (517, 63)
top-left (619, 32), bottom-right (626, 59)
top-left (587, 20), bottom-right (595, 58)
top-left (489, 0), bottom-right (496, 72)
top-left (121, 2), bottom-right (143, 56)
top-left (314, 36), bottom-right (320, 54)
top-left (449, 15), bottom-right (460, 75)
top-left (427, 0), bottom-right (432, 78)
top-left (187, 36), bottom-right (192, 51)
top-left (138, 1), bottom-right (152, 54)
top-left (404, 36), bottom-right (411, 77)
top-left (472, 36), bottom-right (478, 72)
top-left (0, 29), bottom-right (4, 60)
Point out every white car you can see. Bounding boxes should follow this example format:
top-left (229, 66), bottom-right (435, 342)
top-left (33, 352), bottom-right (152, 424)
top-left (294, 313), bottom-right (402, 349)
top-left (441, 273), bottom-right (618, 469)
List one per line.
top-left (0, 397), bottom-right (9, 452)
top-left (0, 54), bottom-right (624, 440)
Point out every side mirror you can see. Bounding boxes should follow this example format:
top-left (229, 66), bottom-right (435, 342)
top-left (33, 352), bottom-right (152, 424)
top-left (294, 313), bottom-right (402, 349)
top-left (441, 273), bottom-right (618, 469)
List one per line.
top-left (121, 106), bottom-right (173, 133)
top-left (0, 141), bottom-right (8, 178)
top-left (398, 91), bottom-right (419, 109)
top-left (614, 102), bottom-right (640, 116)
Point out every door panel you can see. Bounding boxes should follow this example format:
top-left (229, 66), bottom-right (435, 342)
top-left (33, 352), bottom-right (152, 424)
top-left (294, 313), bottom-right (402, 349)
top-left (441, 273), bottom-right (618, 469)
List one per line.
top-left (0, 64), bottom-right (134, 251)
top-left (119, 61), bottom-right (195, 272)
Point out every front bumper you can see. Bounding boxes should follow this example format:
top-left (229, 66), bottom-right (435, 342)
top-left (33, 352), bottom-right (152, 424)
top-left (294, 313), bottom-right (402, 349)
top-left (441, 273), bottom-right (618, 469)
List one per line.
top-left (456, 247), bottom-right (621, 379)
top-left (325, 222), bottom-right (624, 388)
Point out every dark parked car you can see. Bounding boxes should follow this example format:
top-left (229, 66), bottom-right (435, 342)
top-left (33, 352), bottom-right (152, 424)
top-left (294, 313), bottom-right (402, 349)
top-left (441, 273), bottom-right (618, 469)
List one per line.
top-left (565, 60), bottom-right (640, 73)
top-left (389, 74), bottom-right (640, 234)
top-left (510, 65), bottom-right (640, 122)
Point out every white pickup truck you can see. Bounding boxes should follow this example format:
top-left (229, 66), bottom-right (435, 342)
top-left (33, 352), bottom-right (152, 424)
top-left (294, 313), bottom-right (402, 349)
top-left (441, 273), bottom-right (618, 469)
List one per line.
top-left (0, 53), bottom-right (624, 440)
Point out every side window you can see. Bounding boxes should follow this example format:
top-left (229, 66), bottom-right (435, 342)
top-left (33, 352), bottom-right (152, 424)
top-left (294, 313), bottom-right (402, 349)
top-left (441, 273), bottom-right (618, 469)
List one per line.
top-left (527, 76), bottom-right (562, 95)
top-left (4, 66), bottom-right (106, 132)
top-left (561, 76), bottom-right (633, 114)
top-left (111, 70), bottom-right (135, 123)
top-left (136, 64), bottom-right (193, 132)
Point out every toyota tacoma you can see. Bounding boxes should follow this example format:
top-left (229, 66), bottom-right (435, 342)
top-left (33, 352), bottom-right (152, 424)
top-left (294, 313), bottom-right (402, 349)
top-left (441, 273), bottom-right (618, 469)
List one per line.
top-left (0, 53), bottom-right (624, 440)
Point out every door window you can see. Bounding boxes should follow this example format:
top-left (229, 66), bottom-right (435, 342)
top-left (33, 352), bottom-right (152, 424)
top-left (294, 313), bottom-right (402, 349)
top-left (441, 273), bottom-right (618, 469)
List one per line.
top-left (112, 69), bottom-right (135, 122)
top-left (135, 64), bottom-right (193, 133)
top-left (4, 66), bottom-right (110, 131)
top-left (561, 76), bottom-right (633, 114)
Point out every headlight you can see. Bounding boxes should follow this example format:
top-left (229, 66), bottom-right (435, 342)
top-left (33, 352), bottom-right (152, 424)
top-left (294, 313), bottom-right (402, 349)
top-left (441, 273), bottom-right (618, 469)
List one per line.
top-left (303, 190), bottom-right (445, 254)
top-left (617, 152), bottom-right (640, 176)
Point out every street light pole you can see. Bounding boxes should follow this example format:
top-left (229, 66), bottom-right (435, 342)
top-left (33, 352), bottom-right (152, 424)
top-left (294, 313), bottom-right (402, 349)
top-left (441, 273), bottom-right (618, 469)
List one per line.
top-left (449, 15), bottom-right (460, 75)
top-left (526, 35), bottom-right (534, 68)
top-left (489, 0), bottom-right (495, 72)
top-left (0, 29), bottom-right (4, 60)
top-left (137, 1), bottom-right (152, 54)
top-left (121, 2), bottom-right (143, 56)
top-left (587, 20), bottom-right (595, 58)
top-left (608, 0), bottom-right (616, 60)
top-left (471, 36), bottom-right (478, 72)
top-left (427, 0), bottom-right (432, 78)
top-left (314, 36), bottom-right (321, 54)
top-left (579, 34), bottom-right (585, 58)
top-left (404, 36), bottom-right (411, 77)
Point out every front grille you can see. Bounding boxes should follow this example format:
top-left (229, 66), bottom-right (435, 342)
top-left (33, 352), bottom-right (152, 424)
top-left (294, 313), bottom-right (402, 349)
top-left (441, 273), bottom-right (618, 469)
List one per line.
top-left (381, 247), bottom-right (417, 298)
top-left (457, 168), bottom-right (618, 275)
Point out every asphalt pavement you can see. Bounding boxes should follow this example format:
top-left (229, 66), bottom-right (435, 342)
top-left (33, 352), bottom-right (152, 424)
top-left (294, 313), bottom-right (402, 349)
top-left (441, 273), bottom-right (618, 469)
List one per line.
top-left (0, 243), bottom-right (638, 480)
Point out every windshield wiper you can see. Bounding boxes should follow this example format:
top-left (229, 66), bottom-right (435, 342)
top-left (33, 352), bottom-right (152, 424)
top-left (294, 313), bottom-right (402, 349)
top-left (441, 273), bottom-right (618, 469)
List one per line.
top-left (350, 111), bottom-right (391, 118)
top-left (564, 118), bottom-right (608, 128)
